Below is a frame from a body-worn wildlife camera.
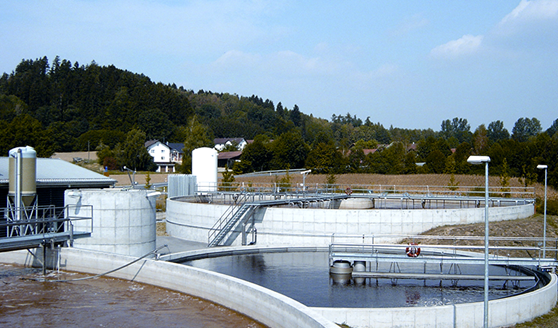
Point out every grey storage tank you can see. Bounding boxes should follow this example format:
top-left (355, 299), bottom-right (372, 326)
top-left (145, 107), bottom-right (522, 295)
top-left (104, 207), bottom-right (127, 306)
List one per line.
top-left (65, 188), bottom-right (159, 257)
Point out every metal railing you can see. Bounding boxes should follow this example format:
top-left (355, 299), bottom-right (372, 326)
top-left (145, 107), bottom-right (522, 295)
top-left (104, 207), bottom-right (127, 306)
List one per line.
top-left (328, 234), bottom-right (558, 267)
top-left (208, 192), bottom-right (253, 247)
top-left (178, 188), bottom-right (533, 210)
top-left (0, 205), bottom-right (93, 250)
top-left (215, 182), bottom-right (535, 199)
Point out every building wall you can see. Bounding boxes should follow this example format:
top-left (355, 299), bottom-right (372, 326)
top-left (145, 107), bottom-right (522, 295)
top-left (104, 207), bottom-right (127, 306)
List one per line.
top-left (147, 141), bottom-right (171, 163)
top-left (166, 198), bottom-right (535, 246)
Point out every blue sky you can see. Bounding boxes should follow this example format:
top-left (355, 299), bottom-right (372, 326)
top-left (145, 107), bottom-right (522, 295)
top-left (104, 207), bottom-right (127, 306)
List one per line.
top-left (1, 0), bottom-right (557, 131)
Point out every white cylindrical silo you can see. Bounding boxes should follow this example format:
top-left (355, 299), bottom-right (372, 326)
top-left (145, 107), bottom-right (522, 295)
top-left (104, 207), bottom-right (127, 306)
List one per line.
top-left (65, 189), bottom-right (159, 257)
top-left (192, 147), bottom-right (217, 192)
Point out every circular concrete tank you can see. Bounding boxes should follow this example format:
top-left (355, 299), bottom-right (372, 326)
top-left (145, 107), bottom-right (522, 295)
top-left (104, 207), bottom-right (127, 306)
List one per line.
top-left (65, 189), bottom-right (159, 257)
top-left (192, 147), bottom-right (217, 192)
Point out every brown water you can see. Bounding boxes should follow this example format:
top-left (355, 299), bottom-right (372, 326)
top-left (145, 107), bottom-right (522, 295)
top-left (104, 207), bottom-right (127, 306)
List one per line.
top-left (0, 263), bottom-right (265, 328)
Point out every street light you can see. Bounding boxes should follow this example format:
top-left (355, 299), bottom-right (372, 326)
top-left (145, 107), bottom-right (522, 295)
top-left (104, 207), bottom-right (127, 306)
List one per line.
top-left (537, 164), bottom-right (548, 260)
top-left (467, 155), bottom-right (491, 328)
top-left (300, 169), bottom-right (311, 194)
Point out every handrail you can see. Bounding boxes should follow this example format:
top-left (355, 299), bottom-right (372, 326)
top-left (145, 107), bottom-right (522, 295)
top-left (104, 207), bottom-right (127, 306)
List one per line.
top-left (217, 182), bottom-right (536, 198)
top-left (208, 192), bottom-right (251, 247)
top-left (329, 233), bottom-right (558, 243)
top-left (0, 205), bottom-right (94, 251)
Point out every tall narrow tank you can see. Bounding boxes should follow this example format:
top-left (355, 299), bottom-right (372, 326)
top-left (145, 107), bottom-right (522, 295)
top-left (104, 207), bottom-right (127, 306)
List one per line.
top-left (8, 146), bottom-right (37, 206)
top-left (192, 147), bottom-right (217, 192)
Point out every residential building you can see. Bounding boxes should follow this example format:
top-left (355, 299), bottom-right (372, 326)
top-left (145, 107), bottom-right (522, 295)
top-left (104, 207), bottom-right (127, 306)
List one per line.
top-left (213, 138), bottom-right (247, 151)
top-left (145, 140), bottom-right (184, 173)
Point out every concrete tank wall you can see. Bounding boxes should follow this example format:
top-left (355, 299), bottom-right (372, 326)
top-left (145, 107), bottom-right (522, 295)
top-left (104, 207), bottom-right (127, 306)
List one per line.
top-left (156, 246), bottom-right (558, 328)
top-left (65, 189), bottom-right (158, 256)
top-left (312, 273), bottom-right (557, 328)
top-left (0, 248), bottom-right (338, 328)
top-left (166, 198), bottom-right (534, 246)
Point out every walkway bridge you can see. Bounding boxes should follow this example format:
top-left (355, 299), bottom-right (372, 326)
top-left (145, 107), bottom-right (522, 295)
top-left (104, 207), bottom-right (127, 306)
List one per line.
top-left (329, 235), bottom-right (558, 284)
top-left (0, 205), bottom-right (93, 253)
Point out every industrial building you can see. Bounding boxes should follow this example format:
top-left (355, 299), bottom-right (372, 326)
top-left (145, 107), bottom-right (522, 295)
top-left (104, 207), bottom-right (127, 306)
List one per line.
top-left (0, 157), bottom-right (116, 209)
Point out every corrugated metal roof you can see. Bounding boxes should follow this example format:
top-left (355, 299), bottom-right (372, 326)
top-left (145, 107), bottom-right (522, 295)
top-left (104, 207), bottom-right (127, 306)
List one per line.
top-left (0, 157), bottom-right (116, 187)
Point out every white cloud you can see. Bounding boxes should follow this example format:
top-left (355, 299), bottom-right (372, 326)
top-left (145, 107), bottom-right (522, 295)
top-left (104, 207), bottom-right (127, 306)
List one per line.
top-left (499, 0), bottom-right (558, 26)
top-left (429, 0), bottom-right (558, 60)
top-left (429, 35), bottom-right (484, 59)
top-left (490, 0), bottom-right (558, 53)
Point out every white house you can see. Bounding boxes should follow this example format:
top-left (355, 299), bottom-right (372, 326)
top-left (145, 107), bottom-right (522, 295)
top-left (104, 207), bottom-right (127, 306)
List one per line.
top-left (145, 140), bottom-right (184, 173)
top-left (213, 138), bottom-right (248, 151)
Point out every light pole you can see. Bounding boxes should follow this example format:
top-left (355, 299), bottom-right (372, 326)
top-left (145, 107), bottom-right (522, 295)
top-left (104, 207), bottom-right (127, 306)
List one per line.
top-left (537, 164), bottom-right (548, 259)
top-left (467, 155), bottom-right (491, 328)
top-left (300, 169), bottom-right (311, 195)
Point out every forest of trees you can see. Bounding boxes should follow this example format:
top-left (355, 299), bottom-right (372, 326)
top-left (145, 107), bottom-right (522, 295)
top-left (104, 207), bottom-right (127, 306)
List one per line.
top-left (1, 57), bottom-right (557, 189)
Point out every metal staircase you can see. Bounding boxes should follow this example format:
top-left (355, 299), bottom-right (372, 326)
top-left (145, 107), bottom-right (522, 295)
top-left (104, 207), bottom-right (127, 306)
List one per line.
top-left (208, 194), bottom-right (259, 247)
top-left (207, 193), bottom-right (351, 247)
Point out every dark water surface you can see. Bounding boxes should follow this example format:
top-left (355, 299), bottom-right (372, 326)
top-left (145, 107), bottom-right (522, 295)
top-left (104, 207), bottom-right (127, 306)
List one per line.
top-left (0, 263), bottom-right (265, 328)
top-left (183, 251), bottom-right (536, 308)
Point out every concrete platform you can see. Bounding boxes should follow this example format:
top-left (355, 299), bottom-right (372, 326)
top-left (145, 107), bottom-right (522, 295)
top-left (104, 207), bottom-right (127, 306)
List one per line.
top-left (156, 236), bottom-right (207, 255)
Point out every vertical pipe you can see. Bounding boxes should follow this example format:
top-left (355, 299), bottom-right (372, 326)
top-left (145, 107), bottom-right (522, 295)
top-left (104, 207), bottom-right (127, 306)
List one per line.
top-left (15, 148), bottom-right (22, 222)
top-left (484, 161), bottom-right (489, 328)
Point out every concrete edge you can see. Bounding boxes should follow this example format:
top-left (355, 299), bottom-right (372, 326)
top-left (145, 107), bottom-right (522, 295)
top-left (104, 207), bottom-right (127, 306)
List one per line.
top-left (0, 247), bottom-right (338, 328)
top-left (160, 245), bottom-right (329, 262)
top-left (310, 273), bottom-right (557, 328)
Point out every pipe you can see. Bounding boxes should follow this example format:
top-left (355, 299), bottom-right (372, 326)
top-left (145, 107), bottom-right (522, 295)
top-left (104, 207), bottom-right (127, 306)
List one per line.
top-left (15, 148), bottom-right (22, 222)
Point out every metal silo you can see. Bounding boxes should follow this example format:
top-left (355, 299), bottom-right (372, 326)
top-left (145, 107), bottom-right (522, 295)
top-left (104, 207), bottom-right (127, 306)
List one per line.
top-left (8, 146), bottom-right (37, 209)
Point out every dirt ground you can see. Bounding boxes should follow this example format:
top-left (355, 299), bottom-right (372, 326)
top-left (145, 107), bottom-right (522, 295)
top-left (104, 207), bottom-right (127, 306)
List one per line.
top-left (52, 152), bottom-right (555, 199)
top-left (414, 214), bottom-right (558, 258)
top-left (52, 151), bottom-right (98, 162)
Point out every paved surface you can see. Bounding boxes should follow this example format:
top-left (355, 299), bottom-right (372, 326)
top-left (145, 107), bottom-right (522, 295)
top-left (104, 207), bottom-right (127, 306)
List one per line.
top-left (156, 236), bottom-right (207, 255)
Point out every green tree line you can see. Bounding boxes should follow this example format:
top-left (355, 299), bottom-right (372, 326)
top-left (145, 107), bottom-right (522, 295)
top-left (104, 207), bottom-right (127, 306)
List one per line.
top-left (1, 57), bottom-right (557, 189)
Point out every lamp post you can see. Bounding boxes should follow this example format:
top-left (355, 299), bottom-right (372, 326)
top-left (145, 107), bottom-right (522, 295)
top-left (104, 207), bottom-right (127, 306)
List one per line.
top-left (467, 155), bottom-right (491, 328)
top-left (537, 164), bottom-right (548, 259)
top-left (300, 169), bottom-right (311, 195)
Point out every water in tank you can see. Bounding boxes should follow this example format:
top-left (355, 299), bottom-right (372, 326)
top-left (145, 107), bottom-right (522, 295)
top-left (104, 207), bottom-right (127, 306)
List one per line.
top-left (192, 147), bottom-right (217, 192)
top-left (8, 146), bottom-right (37, 206)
